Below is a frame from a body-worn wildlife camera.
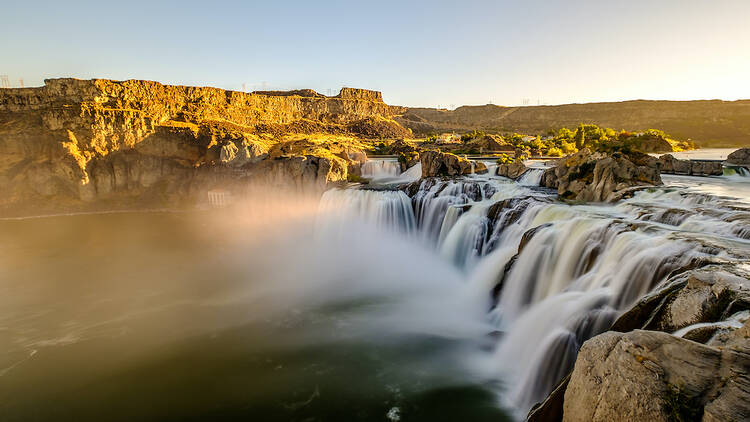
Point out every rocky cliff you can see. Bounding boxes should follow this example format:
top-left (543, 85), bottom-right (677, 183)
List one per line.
top-left (0, 78), bottom-right (408, 213)
top-left (399, 100), bottom-right (750, 147)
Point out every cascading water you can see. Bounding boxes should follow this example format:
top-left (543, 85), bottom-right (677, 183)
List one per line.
top-left (317, 158), bottom-right (750, 419)
top-left (361, 159), bottom-right (401, 180)
top-left (516, 168), bottom-right (544, 186)
top-left (360, 158), bottom-right (422, 184)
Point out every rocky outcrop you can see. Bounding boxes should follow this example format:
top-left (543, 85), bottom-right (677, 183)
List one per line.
top-left (540, 149), bottom-right (662, 202)
top-left (398, 100), bottom-right (750, 148)
top-left (420, 150), bottom-right (487, 177)
top-left (393, 141), bottom-right (421, 172)
top-left (727, 148), bottom-right (750, 166)
top-left (658, 154), bottom-right (724, 176)
top-left (611, 265), bottom-right (750, 335)
top-left (496, 161), bottom-right (528, 179)
top-left (0, 78), bottom-right (408, 212)
top-left (563, 327), bottom-right (750, 422)
top-left (530, 264), bottom-right (750, 422)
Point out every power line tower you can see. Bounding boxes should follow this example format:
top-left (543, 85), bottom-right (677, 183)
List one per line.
top-left (0, 75), bottom-right (10, 88)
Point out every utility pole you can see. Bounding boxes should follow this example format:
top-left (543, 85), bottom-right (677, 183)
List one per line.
top-left (0, 75), bottom-right (9, 88)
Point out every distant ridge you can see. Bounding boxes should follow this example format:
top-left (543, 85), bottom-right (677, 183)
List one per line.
top-left (397, 99), bottom-right (750, 147)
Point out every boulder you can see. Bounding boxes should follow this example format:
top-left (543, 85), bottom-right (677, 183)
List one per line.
top-left (612, 265), bottom-right (750, 334)
top-left (540, 149), bottom-right (662, 202)
top-left (727, 148), bottom-right (750, 166)
top-left (496, 161), bottom-right (528, 179)
top-left (420, 150), bottom-right (487, 177)
top-left (563, 328), bottom-right (750, 422)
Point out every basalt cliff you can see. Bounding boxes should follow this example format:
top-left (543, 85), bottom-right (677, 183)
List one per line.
top-left (0, 78), bottom-right (409, 214)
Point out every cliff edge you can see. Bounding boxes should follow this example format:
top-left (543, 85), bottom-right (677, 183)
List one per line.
top-left (0, 78), bottom-right (410, 213)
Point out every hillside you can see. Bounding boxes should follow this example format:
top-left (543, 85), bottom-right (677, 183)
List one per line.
top-left (398, 100), bottom-right (750, 147)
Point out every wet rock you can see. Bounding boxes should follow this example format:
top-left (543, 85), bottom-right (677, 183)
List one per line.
top-left (496, 161), bottom-right (528, 179)
top-left (540, 149), bottom-right (662, 202)
top-left (527, 375), bottom-right (569, 422)
top-left (658, 154), bottom-right (692, 174)
top-left (612, 265), bottom-right (750, 334)
top-left (660, 153), bottom-right (727, 177)
top-left (420, 150), bottom-right (487, 177)
top-left (689, 160), bottom-right (724, 176)
top-left (727, 148), bottom-right (750, 166)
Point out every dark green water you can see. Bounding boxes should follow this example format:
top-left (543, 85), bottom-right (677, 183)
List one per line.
top-left (0, 210), bottom-right (511, 421)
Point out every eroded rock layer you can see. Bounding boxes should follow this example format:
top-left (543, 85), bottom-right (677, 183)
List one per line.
top-left (0, 78), bottom-right (408, 212)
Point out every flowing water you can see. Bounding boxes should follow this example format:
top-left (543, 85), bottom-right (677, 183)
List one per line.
top-left (1, 159), bottom-right (749, 421)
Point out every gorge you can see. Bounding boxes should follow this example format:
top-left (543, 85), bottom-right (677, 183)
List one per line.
top-left (1, 80), bottom-right (749, 422)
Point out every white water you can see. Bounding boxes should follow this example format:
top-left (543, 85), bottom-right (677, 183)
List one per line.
top-left (361, 159), bottom-right (401, 180)
top-left (315, 168), bottom-right (750, 418)
top-left (516, 168), bottom-right (544, 186)
top-left (360, 158), bottom-right (422, 184)
top-left (673, 310), bottom-right (750, 339)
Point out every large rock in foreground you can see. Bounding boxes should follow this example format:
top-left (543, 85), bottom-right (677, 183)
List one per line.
top-left (563, 328), bottom-right (750, 422)
top-left (530, 264), bottom-right (750, 422)
top-left (541, 149), bottom-right (661, 202)
top-left (420, 150), bottom-right (487, 177)
top-left (727, 148), bottom-right (750, 166)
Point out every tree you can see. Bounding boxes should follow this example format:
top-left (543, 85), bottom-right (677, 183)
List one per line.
top-left (574, 124), bottom-right (586, 149)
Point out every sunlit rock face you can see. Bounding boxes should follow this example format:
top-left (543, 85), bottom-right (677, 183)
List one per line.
top-left (495, 162), bottom-right (528, 180)
top-left (0, 79), bottom-right (409, 211)
top-left (540, 149), bottom-right (662, 202)
top-left (420, 150), bottom-right (487, 177)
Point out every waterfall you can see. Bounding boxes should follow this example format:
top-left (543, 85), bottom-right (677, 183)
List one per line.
top-left (360, 159), bottom-right (422, 184)
top-left (317, 188), bottom-right (416, 233)
top-left (316, 165), bottom-right (750, 418)
top-left (361, 159), bottom-right (401, 180)
top-left (517, 168), bottom-right (544, 186)
top-left (724, 165), bottom-right (749, 177)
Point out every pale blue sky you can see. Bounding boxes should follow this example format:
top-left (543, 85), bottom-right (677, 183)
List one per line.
top-left (2, 0), bottom-right (749, 107)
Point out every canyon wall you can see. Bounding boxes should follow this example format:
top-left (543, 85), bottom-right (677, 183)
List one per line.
top-left (399, 100), bottom-right (750, 147)
top-left (0, 78), bottom-right (407, 213)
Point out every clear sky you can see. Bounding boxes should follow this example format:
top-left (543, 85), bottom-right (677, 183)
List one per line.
top-left (2, 0), bottom-right (749, 107)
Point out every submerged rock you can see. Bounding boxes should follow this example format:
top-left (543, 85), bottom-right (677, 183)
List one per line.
top-left (420, 150), bottom-right (487, 177)
top-left (540, 149), bottom-right (662, 202)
